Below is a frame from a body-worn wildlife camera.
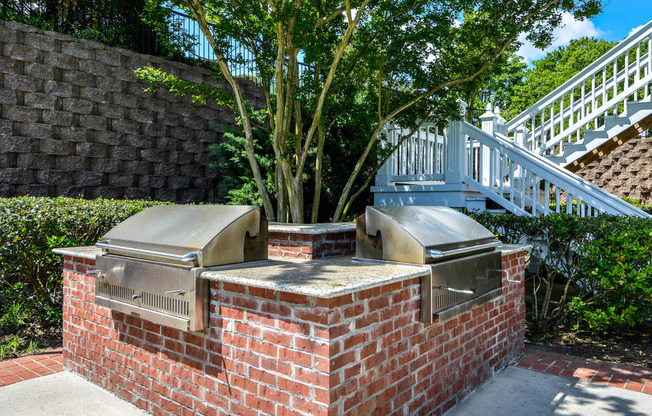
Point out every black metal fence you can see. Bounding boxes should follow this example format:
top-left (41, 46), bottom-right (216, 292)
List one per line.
top-left (1, 0), bottom-right (163, 55)
top-left (1, 0), bottom-right (292, 81)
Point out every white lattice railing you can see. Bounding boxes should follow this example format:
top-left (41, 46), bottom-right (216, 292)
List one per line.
top-left (382, 123), bottom-right (448, 183)
top-left (461, 122), bottom-right (650, 217)
top-left (506, 20), bottom-right (652, 157)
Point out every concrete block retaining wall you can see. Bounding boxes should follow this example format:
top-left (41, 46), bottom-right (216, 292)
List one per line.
top-left (0, 20), bottom-right (264, 202)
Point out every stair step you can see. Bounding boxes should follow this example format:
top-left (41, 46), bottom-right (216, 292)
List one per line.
top-left (545, 155), bottom-right (567, 164)
top-left (604, 115), bottom-right (631, 130)
top-left (563, 143), bottom-right (587, 158)
top-left (486, 209), bottom-right (507, 215)
top-left (465, 196), bottom-right (487, 212)
top-left (583, 129), bottom-right (608, 142)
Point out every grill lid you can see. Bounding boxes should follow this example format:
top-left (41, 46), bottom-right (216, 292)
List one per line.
top-left (356, 206), bottom-right (500, 264)
top-left (97, 205), bottom-right (267, 267)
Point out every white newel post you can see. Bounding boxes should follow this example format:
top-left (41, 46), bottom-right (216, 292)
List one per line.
top-left (375, 124), bottom-right (393, 186)
top-left (480, 104), bottom-right (499, 187)
top-left (515, 124), bottom-right (530, 149)
top-left (445, 101), bottom-right (468, 184)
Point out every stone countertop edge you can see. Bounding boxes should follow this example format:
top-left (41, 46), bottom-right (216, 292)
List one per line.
top-left (52, 244), bottom-right (530, 299)
top-left (53, 246), bottom-right (101, 260)
top-left (500, 244), bottom-right (532, 256)
top-left (268, 222), bottom-right (355, 234)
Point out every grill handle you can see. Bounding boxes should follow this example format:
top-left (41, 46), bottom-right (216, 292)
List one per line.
top-left (427, 241), bottom-right (502, 259)
top-left (96, 242), bottom-right (198, 263)
top-left (496, 269), bottom-right (522, 283)
top-left (434, 286), bottom-right (476, 295)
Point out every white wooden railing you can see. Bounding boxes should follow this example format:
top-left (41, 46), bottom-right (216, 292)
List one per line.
top-left (381, 123), bottom-right (448, 183)
top-left (506, 19), bottom-right (652, 157)
top-left (461, 121), bottom-right (650, 217)
top-left (378, 112), bottom-right (650, 218)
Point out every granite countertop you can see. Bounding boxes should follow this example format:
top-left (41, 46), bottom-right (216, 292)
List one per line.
top-left (201, 256), bottom-right (429, 298)
top-left (53, 246), bottom-right (101, 260)
top-left (53, 244), bottom-right (530, 298)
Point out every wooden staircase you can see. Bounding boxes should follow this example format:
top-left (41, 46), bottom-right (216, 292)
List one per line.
top-left (372, 19), bottom-right (652, 218)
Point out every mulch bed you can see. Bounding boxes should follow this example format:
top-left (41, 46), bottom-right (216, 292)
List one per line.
top-left (526, 321), bottom-right (652, 370)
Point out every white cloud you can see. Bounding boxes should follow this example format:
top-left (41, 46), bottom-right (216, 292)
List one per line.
top-left (628, 24), bottom-right (646, 38)
top-left (517, 11), bottom-right (602, 64)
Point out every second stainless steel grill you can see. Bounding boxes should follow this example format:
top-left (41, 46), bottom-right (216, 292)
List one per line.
top-left (94, 205), bottom-right (268, 331)
top-left (355, 206), bottom-right (503, 323)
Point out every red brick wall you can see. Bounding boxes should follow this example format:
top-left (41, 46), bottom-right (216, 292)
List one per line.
top-left (267, 231), bottom-right (356, 259)
top-left (62, 250), bottom-right (526, 416)
top-left (325, 250), bottom-right (526, 415)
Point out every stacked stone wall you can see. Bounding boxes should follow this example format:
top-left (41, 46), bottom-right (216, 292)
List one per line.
top-left (0, 20), bottom-right (264, 202)
top-left (577, 137), bottom-right (652, 205)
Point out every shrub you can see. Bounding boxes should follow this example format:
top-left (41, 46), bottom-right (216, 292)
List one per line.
top-left (470, 211), bottom-right (652, 335)
top-left (572, 215), bottom-right (652, 332)
top-left (0, 197), bottom-right (165, 328)
top-left (621, 197), bottom-right (652, 215)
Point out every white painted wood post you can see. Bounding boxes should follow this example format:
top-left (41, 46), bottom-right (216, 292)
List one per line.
top-left (479, 104), bottom-right (497, 187)
top-left (375, 125), bottom-right (392, 186)
top-left (445, 101), bottom-right (468, 184)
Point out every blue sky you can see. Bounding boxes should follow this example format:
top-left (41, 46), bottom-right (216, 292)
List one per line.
top-left (517, 1), bottom-right (652, 63)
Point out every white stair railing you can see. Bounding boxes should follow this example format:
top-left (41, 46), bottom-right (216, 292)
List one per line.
top-left (461, 121), bottom-right (650, 217)
top-left (506, 19), bottom-right (652, 157)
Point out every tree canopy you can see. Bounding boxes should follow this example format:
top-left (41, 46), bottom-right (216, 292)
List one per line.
top-left (499, 37), bottom-right (617, 120)
top-left (140, 0), bottom-right (603, 223)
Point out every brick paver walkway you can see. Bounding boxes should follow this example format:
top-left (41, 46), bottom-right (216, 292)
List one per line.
top-left (516, 346), bottom-right (652, 395)
top-left (0, 349), bottom-right (63, 387)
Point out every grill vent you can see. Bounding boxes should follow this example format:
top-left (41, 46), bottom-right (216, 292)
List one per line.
top-left (97, 281), bottom-right (134, 302)
top-left (142, 292), bottom-right (189, 316)
top-left (96, 282), bottom-right (189, 317)
top-left (432, 276), bottom-right (501, 312)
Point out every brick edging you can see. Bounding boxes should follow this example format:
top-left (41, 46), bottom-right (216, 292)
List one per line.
top-left (0, 350), bottom-right (64, 387)
top-left (515, 346), bottom-right (652, 394)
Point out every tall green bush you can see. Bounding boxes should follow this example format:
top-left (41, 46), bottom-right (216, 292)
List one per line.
top-left (0, 197), bottom-right (164, 327)
top-left (471, 212), bottom-right (652, 335)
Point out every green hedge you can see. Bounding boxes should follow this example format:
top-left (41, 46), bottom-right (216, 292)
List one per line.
top-left (470, 212), bottom-right (652, 335)
top-left (0, 197), bottom-right (165, 328)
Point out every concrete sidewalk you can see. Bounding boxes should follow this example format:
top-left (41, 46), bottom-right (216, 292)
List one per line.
top-left (1, 364), bottom-right (652, 415)
top-left (0, 371), bottom-right (149, 416)
top-left (448, 366), bottom-right (652, 416)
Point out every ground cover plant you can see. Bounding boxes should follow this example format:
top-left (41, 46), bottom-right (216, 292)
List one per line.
top-left (0, 197), bottom-right (165, 359)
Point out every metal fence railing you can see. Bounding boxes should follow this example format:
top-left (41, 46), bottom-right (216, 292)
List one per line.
top-left (1, 0), bottom-right (313, 83)
top-left (1, 0), bottom-right (161, 56)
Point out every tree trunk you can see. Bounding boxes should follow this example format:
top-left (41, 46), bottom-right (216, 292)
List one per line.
top-left (311, 124), bottom-right (326, 223)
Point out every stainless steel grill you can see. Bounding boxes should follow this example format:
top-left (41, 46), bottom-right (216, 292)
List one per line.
top-left (93, 205), bottom-right (268, 331)
top-left (355, 206), bottom-right (503, 324)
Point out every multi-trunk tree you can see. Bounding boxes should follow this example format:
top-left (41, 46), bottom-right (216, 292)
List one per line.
top-left (140, 0), bottom-right (602, 223)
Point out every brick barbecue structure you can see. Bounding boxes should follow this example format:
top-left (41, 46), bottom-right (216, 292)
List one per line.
top-left (57, 226), bottom-right (527, 416)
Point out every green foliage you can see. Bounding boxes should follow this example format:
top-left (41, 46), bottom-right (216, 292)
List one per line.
top-left (572, 216), bottom-right (652, 332)
top-left (135, 67), bottom-right (236, 108)
top-left (139, 0), bottom-right (602, 223)
top-left (207, 113), bottom-right (277, 207)
top-left (0, 197), bottom-right (165, 328)
top-left (1, 0), bottom-right (198, 65)
top-left (621, 197), bottom-right (652, 215)
top-left (471, 211), bottom-right (652, 335)
top-left (0, 335), bottom-right (26, 360)
top-left (0, 301), bottom-right (30, 333)
top-left (500, 37), bottom-right (617, 120)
